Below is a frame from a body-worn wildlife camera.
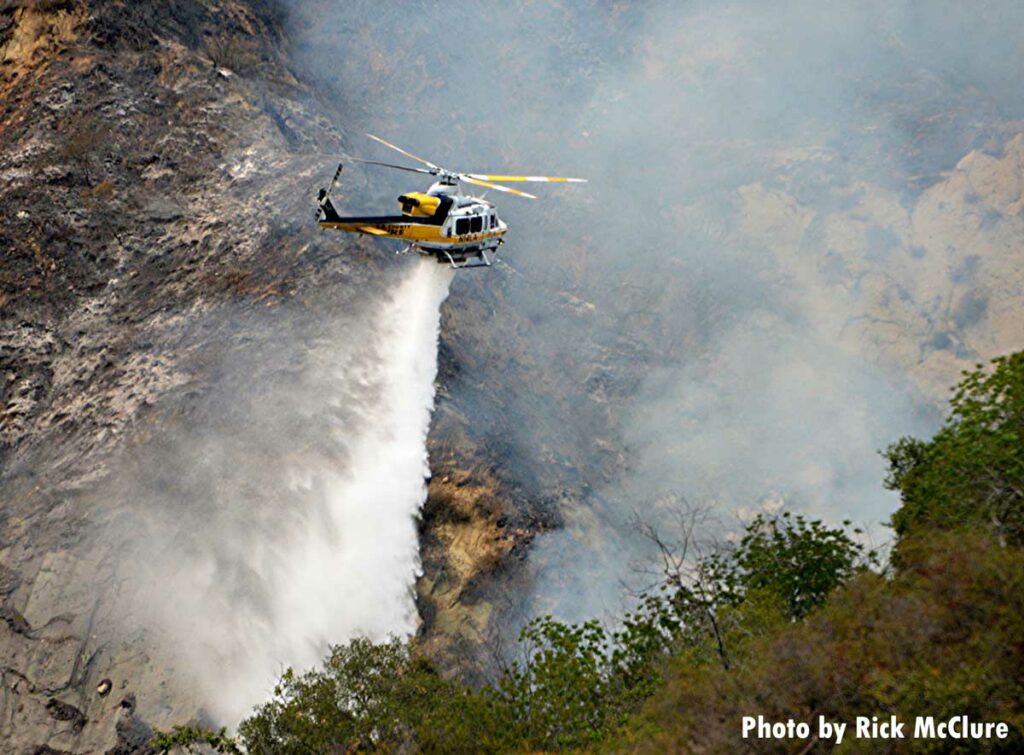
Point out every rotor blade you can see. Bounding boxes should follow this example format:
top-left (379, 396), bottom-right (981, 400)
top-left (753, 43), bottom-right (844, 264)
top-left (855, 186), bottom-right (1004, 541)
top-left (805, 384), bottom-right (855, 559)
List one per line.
top-left (343, 156), bottom-right (435, 175)
top-left (463, 174), bottom-right (587, 183)
top-left (365, 133), bottom-right (439, 170)
top-left (460, 175), bottom-right (537, 199)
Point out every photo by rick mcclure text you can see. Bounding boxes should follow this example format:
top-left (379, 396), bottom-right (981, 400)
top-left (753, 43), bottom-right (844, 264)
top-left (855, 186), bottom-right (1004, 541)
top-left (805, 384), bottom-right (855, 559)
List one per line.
top-left (743, 715), bottom-right (1013, 745)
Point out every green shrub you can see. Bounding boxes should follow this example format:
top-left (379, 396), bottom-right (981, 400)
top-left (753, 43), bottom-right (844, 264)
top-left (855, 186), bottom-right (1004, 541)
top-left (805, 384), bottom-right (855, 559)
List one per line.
top-left (237, 637), bottom-right (480, 754)
top-left (614, 532), bottom-right (1024, 753)
top-left (721, 511), bottom-right (873, 619)
top-left (887, 353), bottom-right (1024, 547)
top-left (157, 353), bottom-right (1024, 753)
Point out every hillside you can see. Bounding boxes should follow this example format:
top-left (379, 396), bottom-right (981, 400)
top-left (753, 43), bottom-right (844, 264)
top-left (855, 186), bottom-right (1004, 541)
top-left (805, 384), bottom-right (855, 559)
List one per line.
top-left (2, 2), bottom-right (375, 750)
top-left (3, 2), bottom-right (1024, 753)
top-left (152, 353), bottom-right (1024, 753)
top-left (2, 2), bottom-right (588, 750)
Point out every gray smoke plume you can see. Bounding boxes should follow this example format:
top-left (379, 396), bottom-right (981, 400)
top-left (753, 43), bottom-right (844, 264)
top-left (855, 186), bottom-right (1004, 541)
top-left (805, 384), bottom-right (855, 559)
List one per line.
top-left (281, 0), bottom-right (1024, 624)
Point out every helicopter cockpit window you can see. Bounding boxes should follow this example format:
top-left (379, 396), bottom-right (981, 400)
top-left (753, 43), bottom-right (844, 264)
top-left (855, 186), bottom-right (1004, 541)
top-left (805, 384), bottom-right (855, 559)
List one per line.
top-left (456, 217), bottom-right (470, 235)
top-left (470, 215), bottom-right (483, 233)
top-left (490, 214), bottom-right (497, 229)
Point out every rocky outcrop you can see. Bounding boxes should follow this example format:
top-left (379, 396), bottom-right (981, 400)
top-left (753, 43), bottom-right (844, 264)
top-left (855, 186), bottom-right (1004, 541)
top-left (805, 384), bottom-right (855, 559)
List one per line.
top-left (0, 1), bottom-right (390, 750)
top-left (735, 136), bottom-right (1024, 401)
top-left (2, 1), bottom-right (562, 749)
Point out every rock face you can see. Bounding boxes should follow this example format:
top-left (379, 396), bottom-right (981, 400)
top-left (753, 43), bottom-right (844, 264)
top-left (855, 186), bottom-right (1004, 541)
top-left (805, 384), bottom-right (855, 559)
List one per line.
top-left (0, 2), bottom-right (396, 750)
top-left (736, 137), bottom-right (1024, 401)
top-left (1, 2), bottom-right (553, 749)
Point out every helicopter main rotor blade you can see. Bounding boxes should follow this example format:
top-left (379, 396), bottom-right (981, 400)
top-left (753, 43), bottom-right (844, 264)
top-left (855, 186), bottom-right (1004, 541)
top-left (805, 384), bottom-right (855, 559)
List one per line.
top-left (343, 156), bottom-right (435, 175)
top-left (459, 175), bottom-right (537, 199)
top-left (365, 133), bottom-right (440, 170)
top-left (463, 173), bottom-right (587, 183)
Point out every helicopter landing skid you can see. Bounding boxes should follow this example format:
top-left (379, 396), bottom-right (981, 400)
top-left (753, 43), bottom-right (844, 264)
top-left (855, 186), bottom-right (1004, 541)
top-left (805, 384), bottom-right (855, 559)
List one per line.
top-left (404, 243), bottom-right (495, 269)
top-left (441, 248), bottom-right (492, 269)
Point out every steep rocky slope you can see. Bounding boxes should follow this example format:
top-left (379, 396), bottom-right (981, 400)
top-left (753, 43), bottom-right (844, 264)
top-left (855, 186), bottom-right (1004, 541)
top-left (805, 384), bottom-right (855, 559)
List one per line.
top-left (1, 2), bottom-right (571, 749)
top-left (1, 2), bottom-right (407, 750)
top-left (734, 134), bottom-right (1024, 401)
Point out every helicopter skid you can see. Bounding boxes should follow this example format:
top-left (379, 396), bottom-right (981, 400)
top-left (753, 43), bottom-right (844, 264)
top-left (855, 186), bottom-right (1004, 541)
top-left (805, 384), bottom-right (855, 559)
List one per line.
top-left (413, 238), bottom-right (502, 269)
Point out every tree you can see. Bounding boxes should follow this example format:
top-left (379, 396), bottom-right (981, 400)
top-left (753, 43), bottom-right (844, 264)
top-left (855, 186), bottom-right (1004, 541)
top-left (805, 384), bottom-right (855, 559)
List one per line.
top-left (723, 510), bottom-right (872, 620)
top-left (613, 531), bottom-right (1024, 753)
top-left (484, 570), bottom-right (695, 750)
top-left (632, 504), bottom-right (734, 670)
top-left (237, 637), bottom-right (480, 754)
top-left (887, 352), bottom-right (1024, 546)
top-left (495, 617), bottom-right (613, 749)
top-left (151, 356), bottom-right (1024, 752)
top-left (154, 511), bottom-right (873, 753)
top-left (152, 726), bottom-right (242, 754)
top-left (636, 503), bottom-right (869, 660)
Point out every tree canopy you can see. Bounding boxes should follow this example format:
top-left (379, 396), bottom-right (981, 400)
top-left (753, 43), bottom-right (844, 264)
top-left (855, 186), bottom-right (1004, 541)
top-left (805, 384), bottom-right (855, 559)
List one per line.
top-left (156, 352), bottom-right (1024, 753)
top-left (887, 352), bottom-right (1024, 545)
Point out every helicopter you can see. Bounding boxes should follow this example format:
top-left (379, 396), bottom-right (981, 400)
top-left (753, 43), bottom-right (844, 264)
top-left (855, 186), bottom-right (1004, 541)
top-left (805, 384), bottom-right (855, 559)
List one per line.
top-left (316, 134), bottom-right (586, 269)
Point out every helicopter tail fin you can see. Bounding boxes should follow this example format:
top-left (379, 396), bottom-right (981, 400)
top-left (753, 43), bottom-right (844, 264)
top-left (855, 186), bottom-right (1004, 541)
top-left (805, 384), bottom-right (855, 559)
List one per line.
top-left (316, 188), bottom-right (343, 223)
top-left (315, 162), bottom-right (345, 222)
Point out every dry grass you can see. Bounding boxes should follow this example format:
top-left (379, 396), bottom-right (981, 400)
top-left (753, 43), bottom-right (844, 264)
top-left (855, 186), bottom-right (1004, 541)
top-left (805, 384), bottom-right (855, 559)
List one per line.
top-left (202, 267), bottom-right (282, 300)
top-left (1, 5), bottom-right (80, 65)
top-left (92, 179), bottom-right (114, 197)
top-left (61, 116), bottom-right (110, 164)
top-left (204, 34), bottom-right (259, 74)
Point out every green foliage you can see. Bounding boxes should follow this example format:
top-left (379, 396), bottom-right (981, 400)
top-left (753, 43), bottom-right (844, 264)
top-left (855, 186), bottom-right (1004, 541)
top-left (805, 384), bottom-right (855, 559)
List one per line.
top-left (152, 725), bottom-right (242, 754)
top-left (237, 637), bottom-right (481, 754)
top-left (720, 510), bottom-right (873, 619)
top-left (493, 596), bottom-right (687, 750)
top-left (609, 592), bottom-right (683, 701)
top-left (186, 512), bottom-right (863, 753)
top-left (615, 532), bottom-right (1024, 753)
top-left (887, 352), bottom-right (1024, 545)
top-left (150, 354), bottom-right (1024, 752)
top-left (496, 617), bottom-right (613, 748)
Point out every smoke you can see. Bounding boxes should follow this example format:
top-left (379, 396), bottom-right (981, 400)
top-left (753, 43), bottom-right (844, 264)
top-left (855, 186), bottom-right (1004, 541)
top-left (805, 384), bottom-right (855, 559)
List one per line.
top-left (278, 0), bottom-right (1024, 626)
top-left (508, 0), bottom-right (1024, 620)
top-left (526, 318), bottom-right (935, 620)
top-left (102, 260), bottom-right (452, 722)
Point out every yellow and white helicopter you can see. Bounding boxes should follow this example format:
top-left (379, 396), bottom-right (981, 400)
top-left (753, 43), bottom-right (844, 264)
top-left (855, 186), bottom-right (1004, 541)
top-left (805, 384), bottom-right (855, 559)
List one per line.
top-left (316, 134), bottom-right (586, 269)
